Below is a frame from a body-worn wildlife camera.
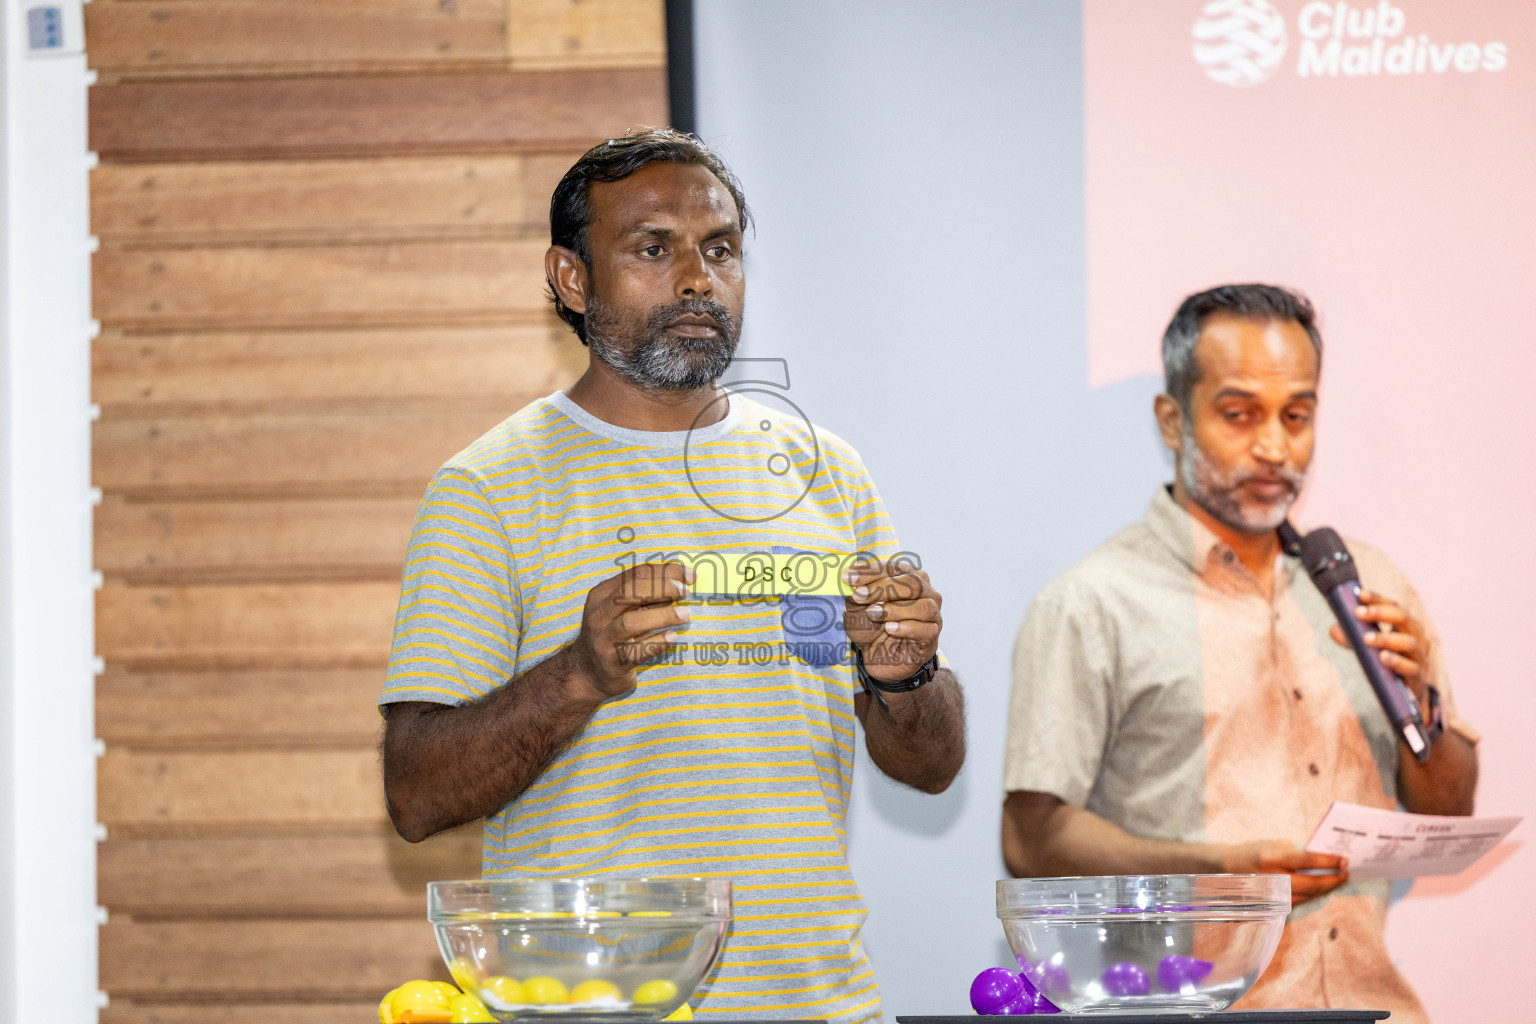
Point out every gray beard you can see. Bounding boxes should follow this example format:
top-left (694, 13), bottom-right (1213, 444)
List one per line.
top-left (586, 297), bottom-right (740, 392)
top-left (1178, 419), bottom-right (1305, 534)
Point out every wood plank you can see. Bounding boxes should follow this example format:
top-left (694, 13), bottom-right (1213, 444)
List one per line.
top-left (508, 0), bottom-right (665, 70)
top-left (96, 669), bottom-right (391, 746)
top-left (99, 747), bottom-right (387, 824)
top-left (96, 581), bottom-right (402, 669)
top-left (89, 68), bottom-right (668, 162)
top-left (99, 824), bottom-right (481, 917)
top-left (92, 406), bottom-right (524, 499)
top-left (100, 918), bottom-right (451, 999)
top-left (91, 324), bottom-right (581, 411)
top-left (95, 498), bottom-right (418, 584)
top-left (86, 0), bottom-right (507, 81)
top-left (103, 1000), bottom-right (380, 1024)
top-left (89, 154), bottom-right (577, 245)
top-left (92, 240), bottom-right (552, 330)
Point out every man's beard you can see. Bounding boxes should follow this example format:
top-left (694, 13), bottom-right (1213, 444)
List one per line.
top-left (585, 295), bottom-right (740, 392)
top-left (1179, 419), bottom-right (1306, 534)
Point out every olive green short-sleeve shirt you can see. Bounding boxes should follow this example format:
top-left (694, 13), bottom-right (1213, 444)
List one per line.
top-left (1005, 486), bottom-right (1476, 1022)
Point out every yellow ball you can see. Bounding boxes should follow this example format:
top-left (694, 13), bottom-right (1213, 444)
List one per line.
top-left (664, 1004), bottom-right (693, 1021)
top-left (570, 979), bottom-right (623, 1005)
top-left (448, 993), bottom-right (498, 1023)
top-left (632, 980), bottom-right (679, 1006)
top-left (389, 980), bottom-right (455, 1023)
top-left (448, 957), bottom-right (480, 994)
top-left (380, 986), bottom-right (402, 1024)
top-left (479, 976), bottom-right (524, 1007)
top-left (520, 975), bottom-right (569, 1006)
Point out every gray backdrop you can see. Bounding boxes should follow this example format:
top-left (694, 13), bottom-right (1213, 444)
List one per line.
top-left (695, 1), bottom-right (1168, 1014)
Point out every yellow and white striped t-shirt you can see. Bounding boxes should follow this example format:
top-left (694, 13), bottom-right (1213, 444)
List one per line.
top-left (382, 390), bottom-right (900, 1023)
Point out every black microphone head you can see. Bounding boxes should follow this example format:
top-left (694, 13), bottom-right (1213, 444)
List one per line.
top-left (1298, 527), bottom-right (1360, 591)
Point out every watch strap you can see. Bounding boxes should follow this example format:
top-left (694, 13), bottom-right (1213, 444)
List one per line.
top-left (1423, 684), bottom-right (1445, 744)
top-left (855, 648), bottom-right (939, 696)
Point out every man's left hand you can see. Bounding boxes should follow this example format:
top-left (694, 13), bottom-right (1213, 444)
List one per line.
top-left (844, 558), bottom-right (942, 683)
top-left (1330, 588), bottom-right (1428, 705)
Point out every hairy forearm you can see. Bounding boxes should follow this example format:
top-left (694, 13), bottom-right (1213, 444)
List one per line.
top-left (854, 668), bottom-right (965, 794)
top-left (1002, 791), bottom-right (1223, 878)
top-left (382, 645), bottom-right (605, 842)
top-left (1398, 732), bottom-right (1478, 816)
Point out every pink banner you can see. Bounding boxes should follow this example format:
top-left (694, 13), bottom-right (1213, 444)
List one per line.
top-left (1085, 2), bottom-right (1535, 1018)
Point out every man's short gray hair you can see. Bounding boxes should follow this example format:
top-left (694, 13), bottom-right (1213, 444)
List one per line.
top-left (1161, 283), bottom-right (1323, 412)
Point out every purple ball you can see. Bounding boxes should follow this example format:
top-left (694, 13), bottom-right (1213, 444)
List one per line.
top-left (970, 967), bottom-right (1024, 1014)
top-left (1156, 955), bottom-right (1214, 993)
top-left (1031, 991), bottom-right (1061, 1014)
top-left (1101, 961), bottom-right (1152, 998)
top-left (996, 996), bottom-right (1035, 1015)
top-left (1036, 962), bottom-right (1071, 997)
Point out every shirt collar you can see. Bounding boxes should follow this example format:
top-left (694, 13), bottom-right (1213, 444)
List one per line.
top-left (1144, 485), bottom-right (1301, 585)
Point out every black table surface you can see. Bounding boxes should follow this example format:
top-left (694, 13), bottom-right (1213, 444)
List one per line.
top-left (898, 1012), bottom-right (1388, 1023)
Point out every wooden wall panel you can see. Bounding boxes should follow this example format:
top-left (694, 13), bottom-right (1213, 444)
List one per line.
top-left (93, 240), bottom-right (552, 330)
top-left (84, 0), bottom-right (665, 81)
top-left (86, 0), bottom-right (508, 80)
top-left (90, 0), bottom-right (665, 1012)
top-left (103, 1001), bottom-right (380, 1024)
top-left (99, 826), bottom-right (482, 917)
top-left (100, 919), bottom-right (449, 998)
top-left (97, 582), bottom-right (400, 669)
top-left (92, 325), bottom-right (580, 411)
top-left (93, 407), bottom-right (520, 498)
top-left (90, 155), bottom-right (577, 245)
top-left (89, 69), bottom-right (668, 161)
top-left (96, 670), bottom-right (389, 746)
top-left (508, 0), bottom-right (666, 69)
top-left (100, 748), bottom-right (386, 825)
top-left (94, 499), bottom-right (419, 584)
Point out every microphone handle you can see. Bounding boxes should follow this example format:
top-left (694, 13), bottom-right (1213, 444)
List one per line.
top-left (1324, 582), bottom-right (1432, 763)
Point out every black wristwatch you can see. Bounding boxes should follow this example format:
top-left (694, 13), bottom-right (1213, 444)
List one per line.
top-left (854, 647), bottom-right (939, 700)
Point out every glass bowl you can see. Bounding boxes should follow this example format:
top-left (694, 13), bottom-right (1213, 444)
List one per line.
top-left (429, 878), bottom-right (731, 1020)
top-left (997, 874), bottom-right (1289, 1013)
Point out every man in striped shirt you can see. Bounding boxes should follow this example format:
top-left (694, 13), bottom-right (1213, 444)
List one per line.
top-left (380, 128), bottom-right (967, 1024)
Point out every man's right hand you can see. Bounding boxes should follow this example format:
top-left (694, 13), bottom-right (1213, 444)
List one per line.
top-left (1221, 839), bottom-right (1349, 906)
top-left (569, 561), bottom-right (694, 700)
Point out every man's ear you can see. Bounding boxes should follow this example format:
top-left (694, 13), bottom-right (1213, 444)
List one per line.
top-left (545, 246), bottom-right (590, 314)
top-left (1153, 393), bottom-right (1184, 453)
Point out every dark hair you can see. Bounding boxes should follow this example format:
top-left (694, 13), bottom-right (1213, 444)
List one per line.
top-left (1161, 283), bottom-right (1323, 411)
top-left (547, 127), bottom-right (751, 344)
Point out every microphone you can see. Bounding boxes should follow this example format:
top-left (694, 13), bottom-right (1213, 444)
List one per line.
top-left (1281, 522), bottom-right (1433, 763)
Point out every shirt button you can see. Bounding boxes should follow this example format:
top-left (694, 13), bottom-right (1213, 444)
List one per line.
top-left (1222, 550), bottom-right (1236, 564)
top-left (1308, 763), bottom-right (1320, 776)
top-left (1329, 927), bottom-right (1339, 940)
top-left (1293, 688), bottom-right (1304, 701)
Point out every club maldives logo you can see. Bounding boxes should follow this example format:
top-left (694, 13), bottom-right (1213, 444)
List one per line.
top-left (1193, 0), bottom-right (1288, 86)
top-left (1193, 1), bottom-right (1510, 85)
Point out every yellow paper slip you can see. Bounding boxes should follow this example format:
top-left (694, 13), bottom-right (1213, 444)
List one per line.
top-left (616, 551), bottom-right (860, 597)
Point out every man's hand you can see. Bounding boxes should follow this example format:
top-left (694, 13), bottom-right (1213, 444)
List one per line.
top-left (1330, 587), bottom-right (1427, 705)
top-left (1005, 794), bottom-right (1347, 909)
top-left (843, 557), bottom-right (941, 682)
top-left (383, 560), bottom-right (692, 843)
top-left (1221, 839), bottom-right (1349, 907)
top-left (841, 556), bottom-right (963, 793)
top-left (570, 562), bottom-right (694, 700)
